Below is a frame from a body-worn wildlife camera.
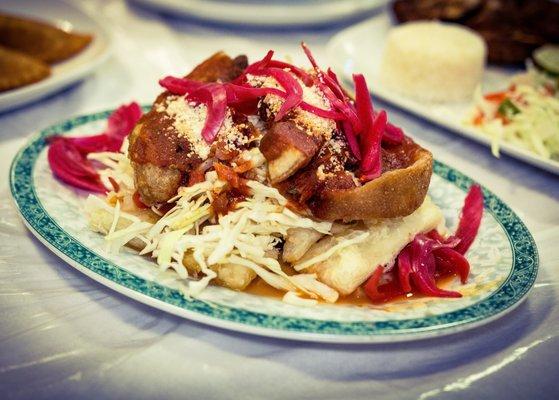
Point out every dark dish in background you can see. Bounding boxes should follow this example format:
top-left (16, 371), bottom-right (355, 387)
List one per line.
top-left (0, 13), bottom-right (92, 92)
top-left (392, 0), bottom-right (559, 64)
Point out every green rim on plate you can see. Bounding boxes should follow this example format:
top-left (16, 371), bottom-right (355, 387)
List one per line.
top-left (9, 109), bottom-right (539, 341)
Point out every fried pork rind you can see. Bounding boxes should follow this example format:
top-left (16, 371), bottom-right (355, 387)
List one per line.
top-left (0, 13), bottom-right (92, 64)
top-left (260, 121), bottom-right (321, 184)
top-left (311, 141), bottom-right (433, 221)
top-left (0, 45), bottom-right (50, 92)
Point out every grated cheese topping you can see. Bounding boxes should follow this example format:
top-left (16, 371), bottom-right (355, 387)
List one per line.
top-left (246, 72), bottom-right (337, 139)
top-left (156, 95), bottom-right (210, 159)
top-left (155, 95), bottom-right (255, 160)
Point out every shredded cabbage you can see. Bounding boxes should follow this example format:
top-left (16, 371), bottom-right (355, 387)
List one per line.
top-left (84, 147), bottom-right (365, 304)
top-left (470, 77), bottom-right (559, 160)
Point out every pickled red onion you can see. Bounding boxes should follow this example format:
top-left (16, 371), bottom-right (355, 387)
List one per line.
top-left (408, 235), bottom-right (462, 298)
top-left (397, 246), bottom-right (412, 292)
top-left (254, 67), bottom-right (303, 121)
top-left (68, 103), bottom-right (143, 153)
top-left (301, 42), bottom-right (319, 70)
top-left (383, 123), bottom-right (405, 145)
top-left (104, 102), bottom-right (143, 151)
top-left (434, 247), bottom-right (470, 284)
top-left (159, 77), bottom-right (228, 144)
top-left (48, 138), bottom-right (107, 193)
top-left (366, 185), bottom-right (484, 301)
top-left (299, 102), bottom-right (344, 120)
top-left (454, 185), bottom-right (484, 254)
top-left (197, 84), bottom-right (228, 143)
top-left (225, 84), bottom-right (284, 105)
top-left (268, 60), bottom-right (314, 87)
top-left (245, 50), bottom-right (274, 74)
top-left (301, 43), bottom-right (357, 125)
top-left (353, 73), bottom-right (381, 178)
top-left (342, 120), bottom-right (361, 160)
top-left (48, 103), bottom-right (142, 192)
top-left (362, 266), bottom-right (385, 299)
top-left (159, 76), bottom-right (205, 95)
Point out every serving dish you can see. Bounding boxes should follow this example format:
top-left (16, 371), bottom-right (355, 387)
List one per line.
top-left (326, 14), bottom-right (559, 175)
top-left (10, 108), bottom-right (538, 343)
top-left (131, 0), bottom-right (388, 27)
top-left (0, 0), bottom-right (111, 113)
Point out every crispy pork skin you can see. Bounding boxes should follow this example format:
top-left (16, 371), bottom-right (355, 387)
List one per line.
top-left (311, 140), bottom-right (433, 221)
top-left (259, 121), bottom-right (320, 184)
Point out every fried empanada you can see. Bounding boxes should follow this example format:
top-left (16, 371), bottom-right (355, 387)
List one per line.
top-left (0, 45), bottom-right (50, 92)
top-left (0, 13), bottom-right (92, 64)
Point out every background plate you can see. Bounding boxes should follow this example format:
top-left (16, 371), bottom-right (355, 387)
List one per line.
top-left (131, 0), bottom-right (388, 27)
top-left (9, 109), bottom-right (538, 343)
top-left (0, 0), bottom-right (111, 113)
top-left (326, 14), bottom-right (559, 175)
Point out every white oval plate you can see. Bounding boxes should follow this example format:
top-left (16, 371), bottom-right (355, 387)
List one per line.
top-left (0, 0), bottom-right (111, 113)
top-left (9, 109), bottom-right (538, 343)
top-left (131, 0), bottom-right (388, 27)
top-left (326, 13), bottom-right (559, 175)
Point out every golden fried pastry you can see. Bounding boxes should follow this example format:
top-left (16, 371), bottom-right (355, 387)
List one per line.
top-left (0, 13), bottom-right (92, 64)
top-left (310, 139), bottom-right (433, 221)
top-left (0, 45), bottom-right (50, 92)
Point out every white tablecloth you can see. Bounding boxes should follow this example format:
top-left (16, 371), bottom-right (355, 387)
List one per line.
top-left (1, 1), bottom-right (558, 399)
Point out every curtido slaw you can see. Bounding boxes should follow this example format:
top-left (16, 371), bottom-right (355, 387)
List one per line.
top-left (469, 67), bottom-right (559, 161)
top-left (86, 142), bottom-right (357, 305)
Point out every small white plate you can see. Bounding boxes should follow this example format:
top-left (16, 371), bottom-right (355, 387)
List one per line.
top-left (131, 0), bottom-right (388, 27)
top-left (326, 14), bottom-right (559, 175)
top-left (0, 0), bottom-right (111, 113)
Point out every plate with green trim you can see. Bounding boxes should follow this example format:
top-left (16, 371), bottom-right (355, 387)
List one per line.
top-left (9, 109), bottom-right (539, 343)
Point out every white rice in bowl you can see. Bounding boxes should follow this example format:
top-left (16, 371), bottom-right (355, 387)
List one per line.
top-left (379, 21), bottom-right (486, 103)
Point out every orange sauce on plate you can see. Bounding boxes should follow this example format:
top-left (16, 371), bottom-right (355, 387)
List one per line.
top-left (244, 274), bottom-right (461, 306)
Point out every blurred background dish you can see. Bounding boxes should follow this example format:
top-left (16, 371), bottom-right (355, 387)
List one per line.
top-left (326, 13), bottom-right (559, 174)
top-left (130, 0), bottom-right (389, 27)
top-left (392, 0), bottom-right (559, 65)
top-left (0, 0), bottom-right (111, 113)
top-left (378, 21), bottom-right (486, 102)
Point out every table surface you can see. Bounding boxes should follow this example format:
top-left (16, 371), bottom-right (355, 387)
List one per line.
top-left (1, 1), bottom-right (558, 399)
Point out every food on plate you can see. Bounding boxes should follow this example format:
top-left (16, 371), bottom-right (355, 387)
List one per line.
top-left (393, 0), bottom-right (559, 65)
top-left (533, 45), bottom-right (559, 76)
top-left (0, 12), bottom-right (93, 92)
top-left (47, 45), bottom-right (484, 306)
top-left (393, 0), bottom-right (483, 21)
top-left (379, 21), bottom-right (486, 102)
top-left (0, 45), bottom-right (50, 92)
top-left (468, 61), bottom-right (559, 160)
top-left (0, 13), bottom-right (92, 64)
